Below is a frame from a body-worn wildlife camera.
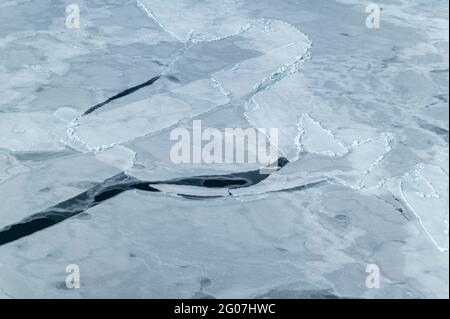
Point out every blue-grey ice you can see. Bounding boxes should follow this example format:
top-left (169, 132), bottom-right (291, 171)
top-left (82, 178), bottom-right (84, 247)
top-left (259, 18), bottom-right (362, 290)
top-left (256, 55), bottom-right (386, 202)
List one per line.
top-left (0, 0), bottom-right (448, 298)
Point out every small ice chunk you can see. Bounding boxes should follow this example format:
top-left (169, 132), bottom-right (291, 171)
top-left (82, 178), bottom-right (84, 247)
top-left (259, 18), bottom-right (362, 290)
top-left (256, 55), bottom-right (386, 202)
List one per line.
top-left (347, 133), bottom-right (393, 175)
top-left (297, 114), bottom-right (349, 157)
top-left (0, 153), bottom-right (121, 229)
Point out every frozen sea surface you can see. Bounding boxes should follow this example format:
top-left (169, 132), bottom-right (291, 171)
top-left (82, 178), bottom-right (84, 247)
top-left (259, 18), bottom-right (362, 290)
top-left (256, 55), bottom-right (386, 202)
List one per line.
top-left (0, 0), bottom-right (448, 298)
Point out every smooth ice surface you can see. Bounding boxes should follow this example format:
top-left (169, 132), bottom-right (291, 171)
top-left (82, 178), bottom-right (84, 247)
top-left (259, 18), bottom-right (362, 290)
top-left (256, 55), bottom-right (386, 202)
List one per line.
top-left (0, 0), bottom-right (448, 298)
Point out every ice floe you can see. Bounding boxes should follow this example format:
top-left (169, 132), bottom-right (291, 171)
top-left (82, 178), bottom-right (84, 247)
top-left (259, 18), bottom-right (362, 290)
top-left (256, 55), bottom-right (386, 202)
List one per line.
top-left (395, 164), bottom-right (449, 252)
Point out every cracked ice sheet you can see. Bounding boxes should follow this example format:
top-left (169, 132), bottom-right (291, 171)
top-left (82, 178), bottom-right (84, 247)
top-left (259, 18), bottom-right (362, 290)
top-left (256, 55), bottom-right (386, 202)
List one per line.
top-left (0, 154), bottom-right (120, 230)
top-left (297, 114), bottom-right (349, 158)
top-left (69, 79), bottom-right (230, 151)
top-left (245, 72), bottom-right (382, 160)
top-left (125, 105), bottom-right (270, 181)
top-left (71, 19), bottom-right (311, 152)
top-left (0, 0), bottom-right (180, 154)
top-left (0, 184), bottom-right (447, 298)
top-left (390, 165), bottom-right (449, 252)
top-left (137, 0), bottom-right (250, 42)
top-left (0, 0), bottom-right (175, 112)
top-left (0, 0), bottom-right (448, 299)
top-left (231, 134), bottom-right (394, 197)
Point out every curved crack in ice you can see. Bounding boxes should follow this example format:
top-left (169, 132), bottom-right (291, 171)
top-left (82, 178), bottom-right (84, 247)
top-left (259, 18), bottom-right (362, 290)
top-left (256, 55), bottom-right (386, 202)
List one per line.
top-left (0, 158), bottom-right (290, 246)
top-left (2, 2), bottom-right (322, 246)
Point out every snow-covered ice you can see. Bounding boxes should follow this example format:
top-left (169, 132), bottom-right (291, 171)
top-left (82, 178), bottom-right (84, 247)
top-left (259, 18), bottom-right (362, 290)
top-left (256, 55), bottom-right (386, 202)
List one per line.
top-left (0, 0), bottom-right (448, 298)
